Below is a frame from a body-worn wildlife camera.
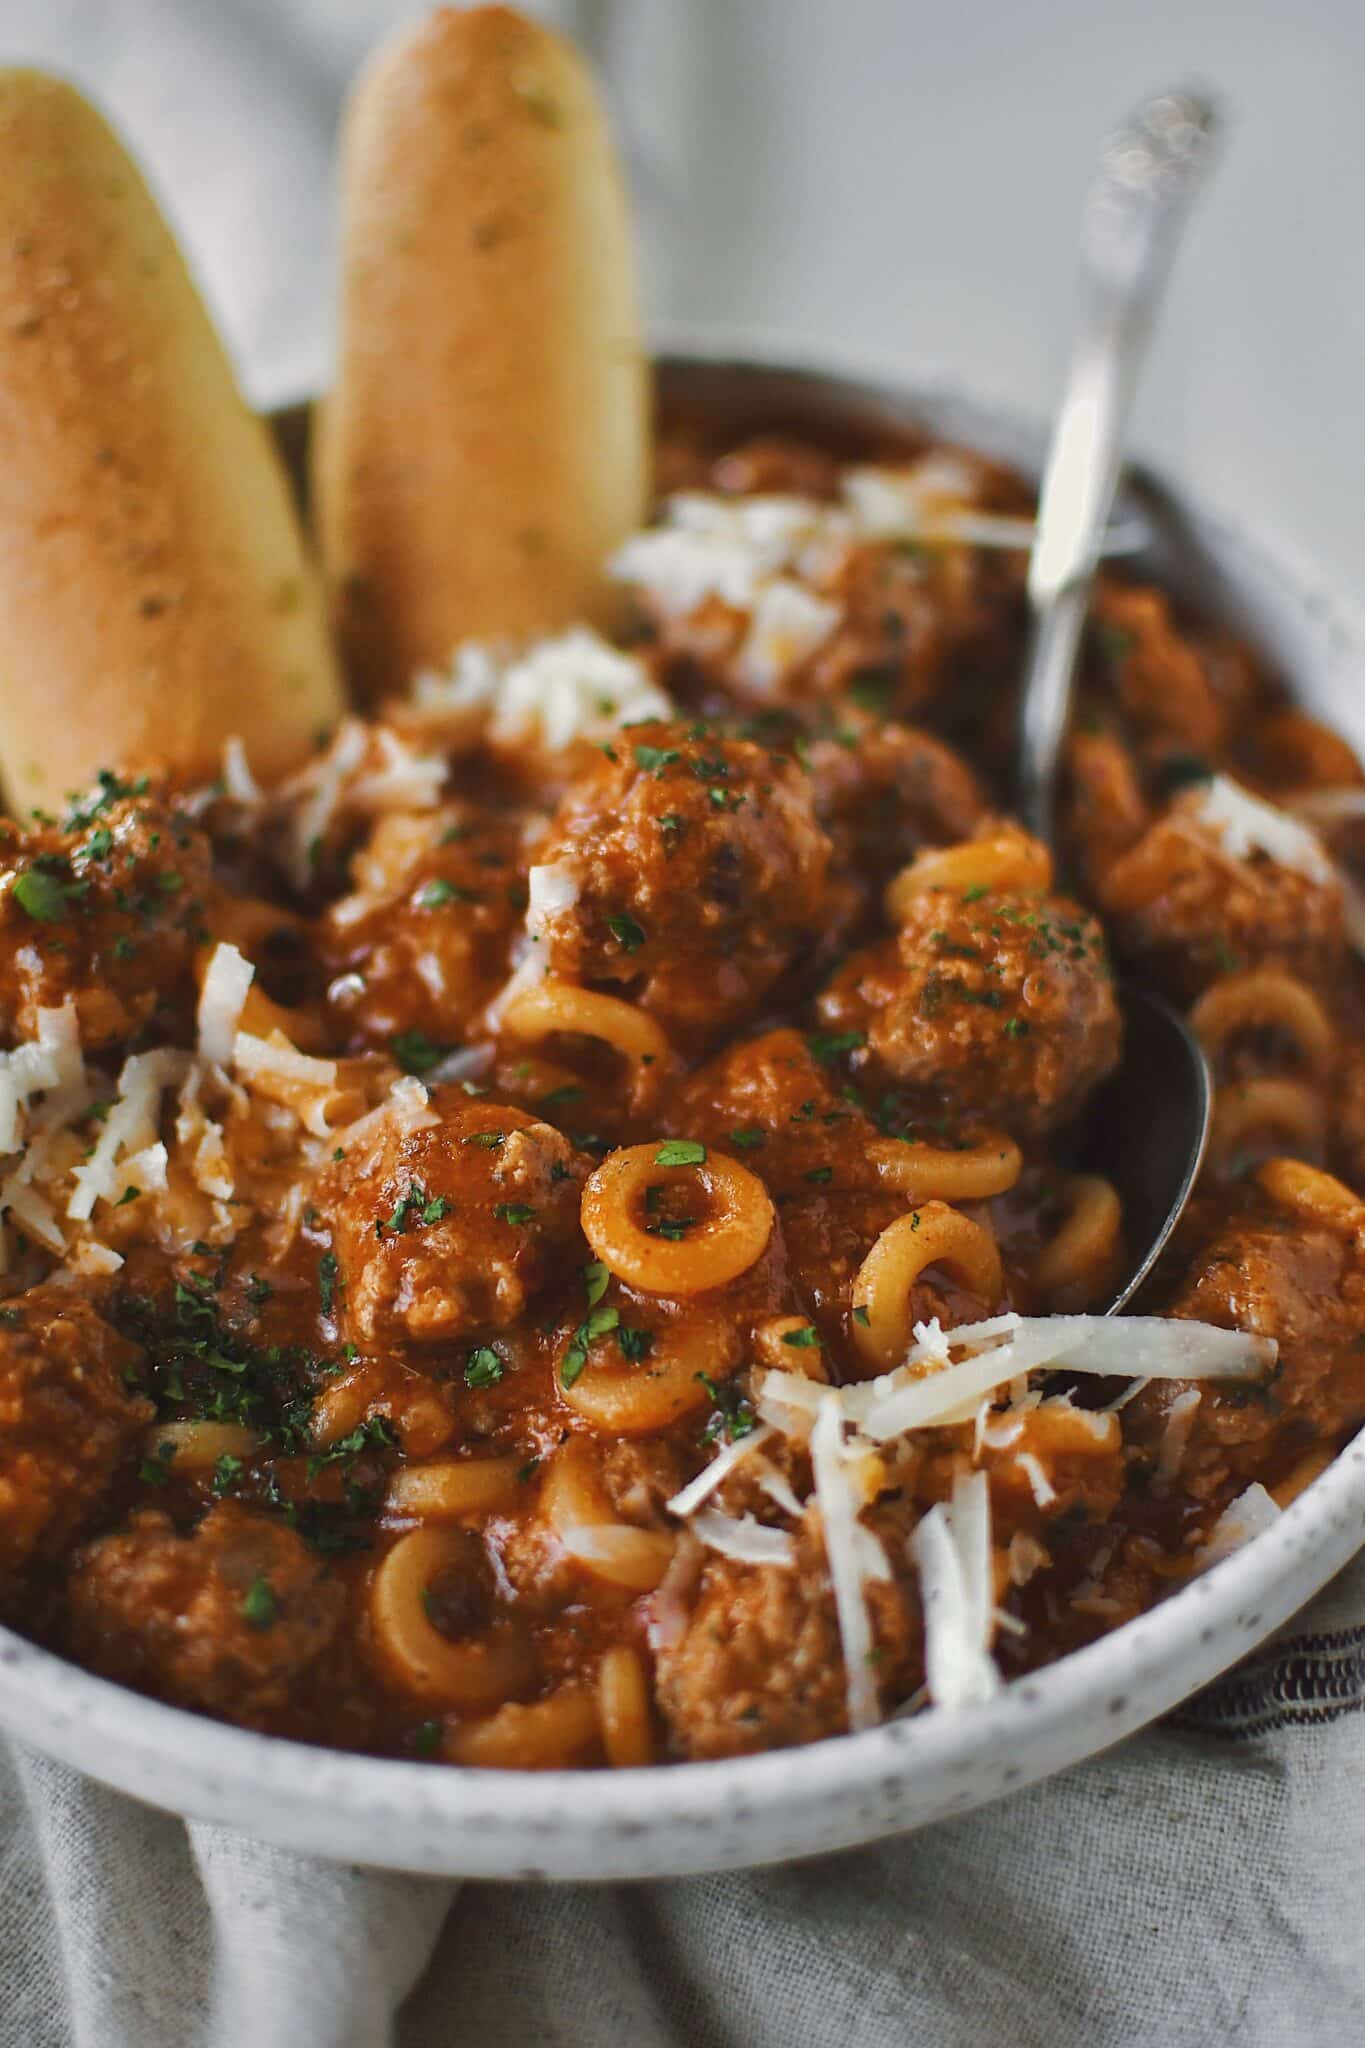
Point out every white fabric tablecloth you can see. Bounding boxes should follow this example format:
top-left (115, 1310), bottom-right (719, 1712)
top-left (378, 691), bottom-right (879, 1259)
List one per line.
top-left (3, 1552), bottom-right (1362, 2047)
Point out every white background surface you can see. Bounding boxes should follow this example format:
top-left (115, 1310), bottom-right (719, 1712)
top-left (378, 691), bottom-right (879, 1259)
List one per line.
top-left (0, 0), bottom-right (1360, 595)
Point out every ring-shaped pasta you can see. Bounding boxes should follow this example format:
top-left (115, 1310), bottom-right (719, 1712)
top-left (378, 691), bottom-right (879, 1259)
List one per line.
top-left (1031, 1174), bottom-right (1122, 1308)
top-left (1209, 1078), bottom-right (1327, 1170)
top-left (851, 1200), bottom-right (1003, 1371)
top-left (559, 1311), bottom-right (741, 1436)
top-left (541, 1437), bottom-right (676, 1590)
top-left (598, 1646), bottom-right (655, 1767)
top-left (386, 1455), bottom-right (524, 1521)
top-left (580, 1143), bottom-right (774, 1297)
top-left (1255, 1157), bottom-right (1365, 1238)
top-left (868, 1132), bottom-right (1022, 1204)
top-left (370, 1527), bottom-right (533, 1709)
top-left (445, 1686), bottom-right (601, 1769)
top-left (142, 1421), bottom-right (264, 1474)
top-left (1190, 969), bottom-right (1336, 1078)
top-left (499, 979), bottom-right (674, 1113)
top-left (884, 833), bottom-right (1052, 924)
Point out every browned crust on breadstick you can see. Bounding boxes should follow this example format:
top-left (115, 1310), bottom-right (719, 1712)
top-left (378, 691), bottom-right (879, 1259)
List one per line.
top-left (0, 70), bottom-right (343, 817)
top-left (315, 5), bottom-right (650, 703)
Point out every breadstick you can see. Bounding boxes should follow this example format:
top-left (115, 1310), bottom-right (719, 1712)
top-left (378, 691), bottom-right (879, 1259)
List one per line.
top-left (0, 70), bottom-right (343, 817)
top-left (315, 5), bottom-right (649, 703)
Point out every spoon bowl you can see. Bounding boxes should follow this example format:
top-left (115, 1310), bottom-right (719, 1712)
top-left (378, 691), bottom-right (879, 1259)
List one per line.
top-left (1079, 985), bottom-right (1212, 1312)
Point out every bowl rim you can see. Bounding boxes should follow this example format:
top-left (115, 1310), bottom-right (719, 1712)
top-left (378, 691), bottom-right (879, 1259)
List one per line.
top-left (1, 328), bottom-right (1363, 1882)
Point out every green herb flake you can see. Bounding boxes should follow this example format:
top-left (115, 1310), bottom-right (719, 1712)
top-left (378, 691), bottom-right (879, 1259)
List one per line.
top-left (729, 1126), bottom-right (766, 1150)
top-left (804, 1166), bottom-right (833, 1186)
top-left (391, 1031), bottom-right (447, 1076)
top-left (583, 1260), bottom-right (610, 1308)
top-left (495, 1202), bottom-right (536, 1226)
top-left (605, 911), bottom-right (647, 954)
top-left (318, 1251), bottom-right (340, 1316)
top-left (633, 744), bottom-right (680, 775)
top-left (853, 1305), bottom-right (871, 1328)
top-left (464, 1347), bottom-right (505, 1389)
top-left (241, 1575), bottom-right (278, 1631)
top-left (654, 1139), bottom-right (706, 1167)
top-left (782, 1324), bottom-right (821, 1348)
top-left (807, 1030), bottom-right (866, 1066)
top-left (616, 1324), bottom-right (653, 1363)
top-left (13, 867), bottom-right (77, 922)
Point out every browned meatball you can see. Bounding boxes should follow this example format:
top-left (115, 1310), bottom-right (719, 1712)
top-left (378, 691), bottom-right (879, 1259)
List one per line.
top-left (808, 720), bottom-right (987, 905)
top-left (1099, 800), bottom-right (1345, 999)
top-left (326, 1093), bottom-right (586, 1349)
top-left (0, 1289), bottom-right (150, 1592)
top-left (321, 803), bottom-right (524, 1054)
top-left (1127, 1196), bottom-right (1365, 1502)
top-left (67, 1503), bottom-right (346, 1735)
top-left (1090, 582), bottom-right (1261, 760)
top-left (653, 1519), bottom-right (918, 1759)
top-left (533, 720), bottom-right (833, 1045)
top-left (817, 885), bottom-right (1121, 1140)
top-left (0, 779), bottom-right (218, 1050)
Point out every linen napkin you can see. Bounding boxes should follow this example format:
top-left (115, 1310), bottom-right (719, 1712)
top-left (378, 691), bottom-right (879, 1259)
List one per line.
top-left (2, 1549), bottom-right (1362, 2048)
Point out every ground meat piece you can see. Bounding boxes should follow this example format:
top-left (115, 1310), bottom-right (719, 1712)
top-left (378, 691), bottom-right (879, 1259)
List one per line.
top-left (1127, 1198), bottom-right (1365, 1502)
top-left (0, 783), bottom-right (218, 1050)
top-left (654, 1517), bottom-right (919, 1759)
top-left (66, 1503), bottom-right (345, 1735)
top-left (808, 720), bottom-right (987, 907)
top-left (0, 1290), bottom-right (150, 1593)
top-left (533, 720), bottom-right (833, 1046)
top-left (325, 1092), bottom-right (586, 1348)
top-left (1098, 795), bottom-right (1345, 1000)
top-left (665, 1027), bottom-right (876, 1195)
top-left (1090, 582), bottom-right (1258, 759)
top-left (321, 803), bottom-right (524, 1052)
top-left (816, 882), bottom-right (1120, 1140)
top-left (599, 1439), bottom-right (688, 1526)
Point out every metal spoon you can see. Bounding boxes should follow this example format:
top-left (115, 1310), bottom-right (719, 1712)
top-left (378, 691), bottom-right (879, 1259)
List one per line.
top-left (1018, 88), bottom-right (1219, 1311)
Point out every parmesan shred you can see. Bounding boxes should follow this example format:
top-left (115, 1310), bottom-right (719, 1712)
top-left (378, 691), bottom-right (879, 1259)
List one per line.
top-left (414, 627), bottom-right (673, 749)
top-left (485, 859), bottom-right (580, 1025)
top-left (1187, 774), bottom-right (1336, 884)
top-left (1197, 1483), bottom-right (1282, 1569)
top-left (197, 943), bottom-right (255, 1066)
top-left (664, 1308), bottom-right (1281, 1735)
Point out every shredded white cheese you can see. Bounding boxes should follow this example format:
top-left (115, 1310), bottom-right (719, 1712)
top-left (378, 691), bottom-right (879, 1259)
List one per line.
top-left (1197, 1482), bottom-right (1282, 1568)
top-left (486, 859), bottom-right (580, 1025)
top-left (735, 578), bottom-right (840, 694)
top-left (1189, 774), bottom-right (1336, 884)
top-left (666, 1424), bottom-right (773, 1519)
top-left (197, 943), bottom-right (255, 1067)
top-left (810, 1395), bottom-right (882, 1733)
top-left (417, 628), bottom-right (672, 750)
top-left (912, 1468), bottom-right (1001, 1711)
top-left (691, 1508), bottom-right (795, 1568)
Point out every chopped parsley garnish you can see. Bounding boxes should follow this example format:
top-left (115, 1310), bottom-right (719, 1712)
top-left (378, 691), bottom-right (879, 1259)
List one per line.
top-left (417, 878), bottom-right (479, 909)
top-left (379, 1182), bottom-right (450, 1236)
top-left (1003, 1016), bottom-right (1030, 1039)
top-left (728, 1126), bottom-right (766, 1150)
top-left (212, 1452), bottom-right (245, 1496)
top-left (541, 1084), bottom-right (584, 1109)
top-left (0, 1307), bottom-right (23, 1329)
top-left (697, 1372), bottom-right (757, 1445)
top-left (464, 1347), bottom-right (505, 1389)
top-left (561, 1304), bottom-right (619, 1387)
top-left (804, 1166), bottom-right (833, 1185)
top-left (634, 744), bottom-right (680, 774)
top-left (390, 1031), bottom-right (447, 1075)
top-left (807, 1030), bottom-right (865, 1066)
top-left (605, 911), bottom-right (646, 953)
top-left (137, 1441), bottom-right (176, 1487)
top-left (414, 1720), bottom-right (442, 1757)
top-left (114, 1185), bottom-right (140, 1206)
top-left (463, 1129), bottom-right (505, 1149)
top-left (583, 1260), bottom-right (610, 1308)
top-left (241, 1576), bottom-right (278, 1630)
top-left (495, 1202), bottom-right (536, 1226)
top-left (782, 1324), bottom-right (821, 1348)
top-left (654, 1139), bottom-right (706, 1167)
top-left (852, 1305), bottom-right (871, 1328)
top-left (318, 1252), bottom-right (340, 1316)
top-left (616, 1324), bottom-right (653, 1363)
top-left (13, 865), bottom-right (80, 922)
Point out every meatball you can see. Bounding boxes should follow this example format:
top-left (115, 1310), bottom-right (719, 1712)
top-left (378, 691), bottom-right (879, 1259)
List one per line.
top-left (326, 1093), bottom-right (586, 1348)
top-left (532, 720), bottom-right (833, 1045)
top-left (1127, 1198), bottom-right (1365, 1500)
top-left (817, 882), bottom-right (1121, 1140)
top-left (1098, 786), bottom-right (1345, 998)
top-left (654, 1519), bottom-right (918, 1759)
top-left (66, 1503), bottom-right (345, 1735)
top-left (0, 780), bottom-right (218, 1050)
top-left (1090, 582), bottom-right (1260, 760)
top-left (321, 803), bottom-right (524, 1052)
top-left (808, 720), bottom-right (987, 907)
top-left (0, 1289), bottom-right (150, 1591)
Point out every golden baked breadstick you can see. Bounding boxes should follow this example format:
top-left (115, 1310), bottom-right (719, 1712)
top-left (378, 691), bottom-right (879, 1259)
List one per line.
top-left (0, 70), bottom-right (343, 817)
top-left (315, 4), bottom-right (649, 703)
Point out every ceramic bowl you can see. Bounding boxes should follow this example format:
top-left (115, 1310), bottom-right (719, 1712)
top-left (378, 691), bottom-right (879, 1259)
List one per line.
top-left (0, 337), bottom-right (1362, 1881)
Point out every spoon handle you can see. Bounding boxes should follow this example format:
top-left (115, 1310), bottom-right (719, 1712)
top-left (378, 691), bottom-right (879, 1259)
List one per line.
top-left (1019, 90), bottom-right (1221, 843)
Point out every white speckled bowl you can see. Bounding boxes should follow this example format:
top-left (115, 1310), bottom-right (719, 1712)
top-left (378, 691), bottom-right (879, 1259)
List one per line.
top-left (1, 338), bottom-right (1363, 1881)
